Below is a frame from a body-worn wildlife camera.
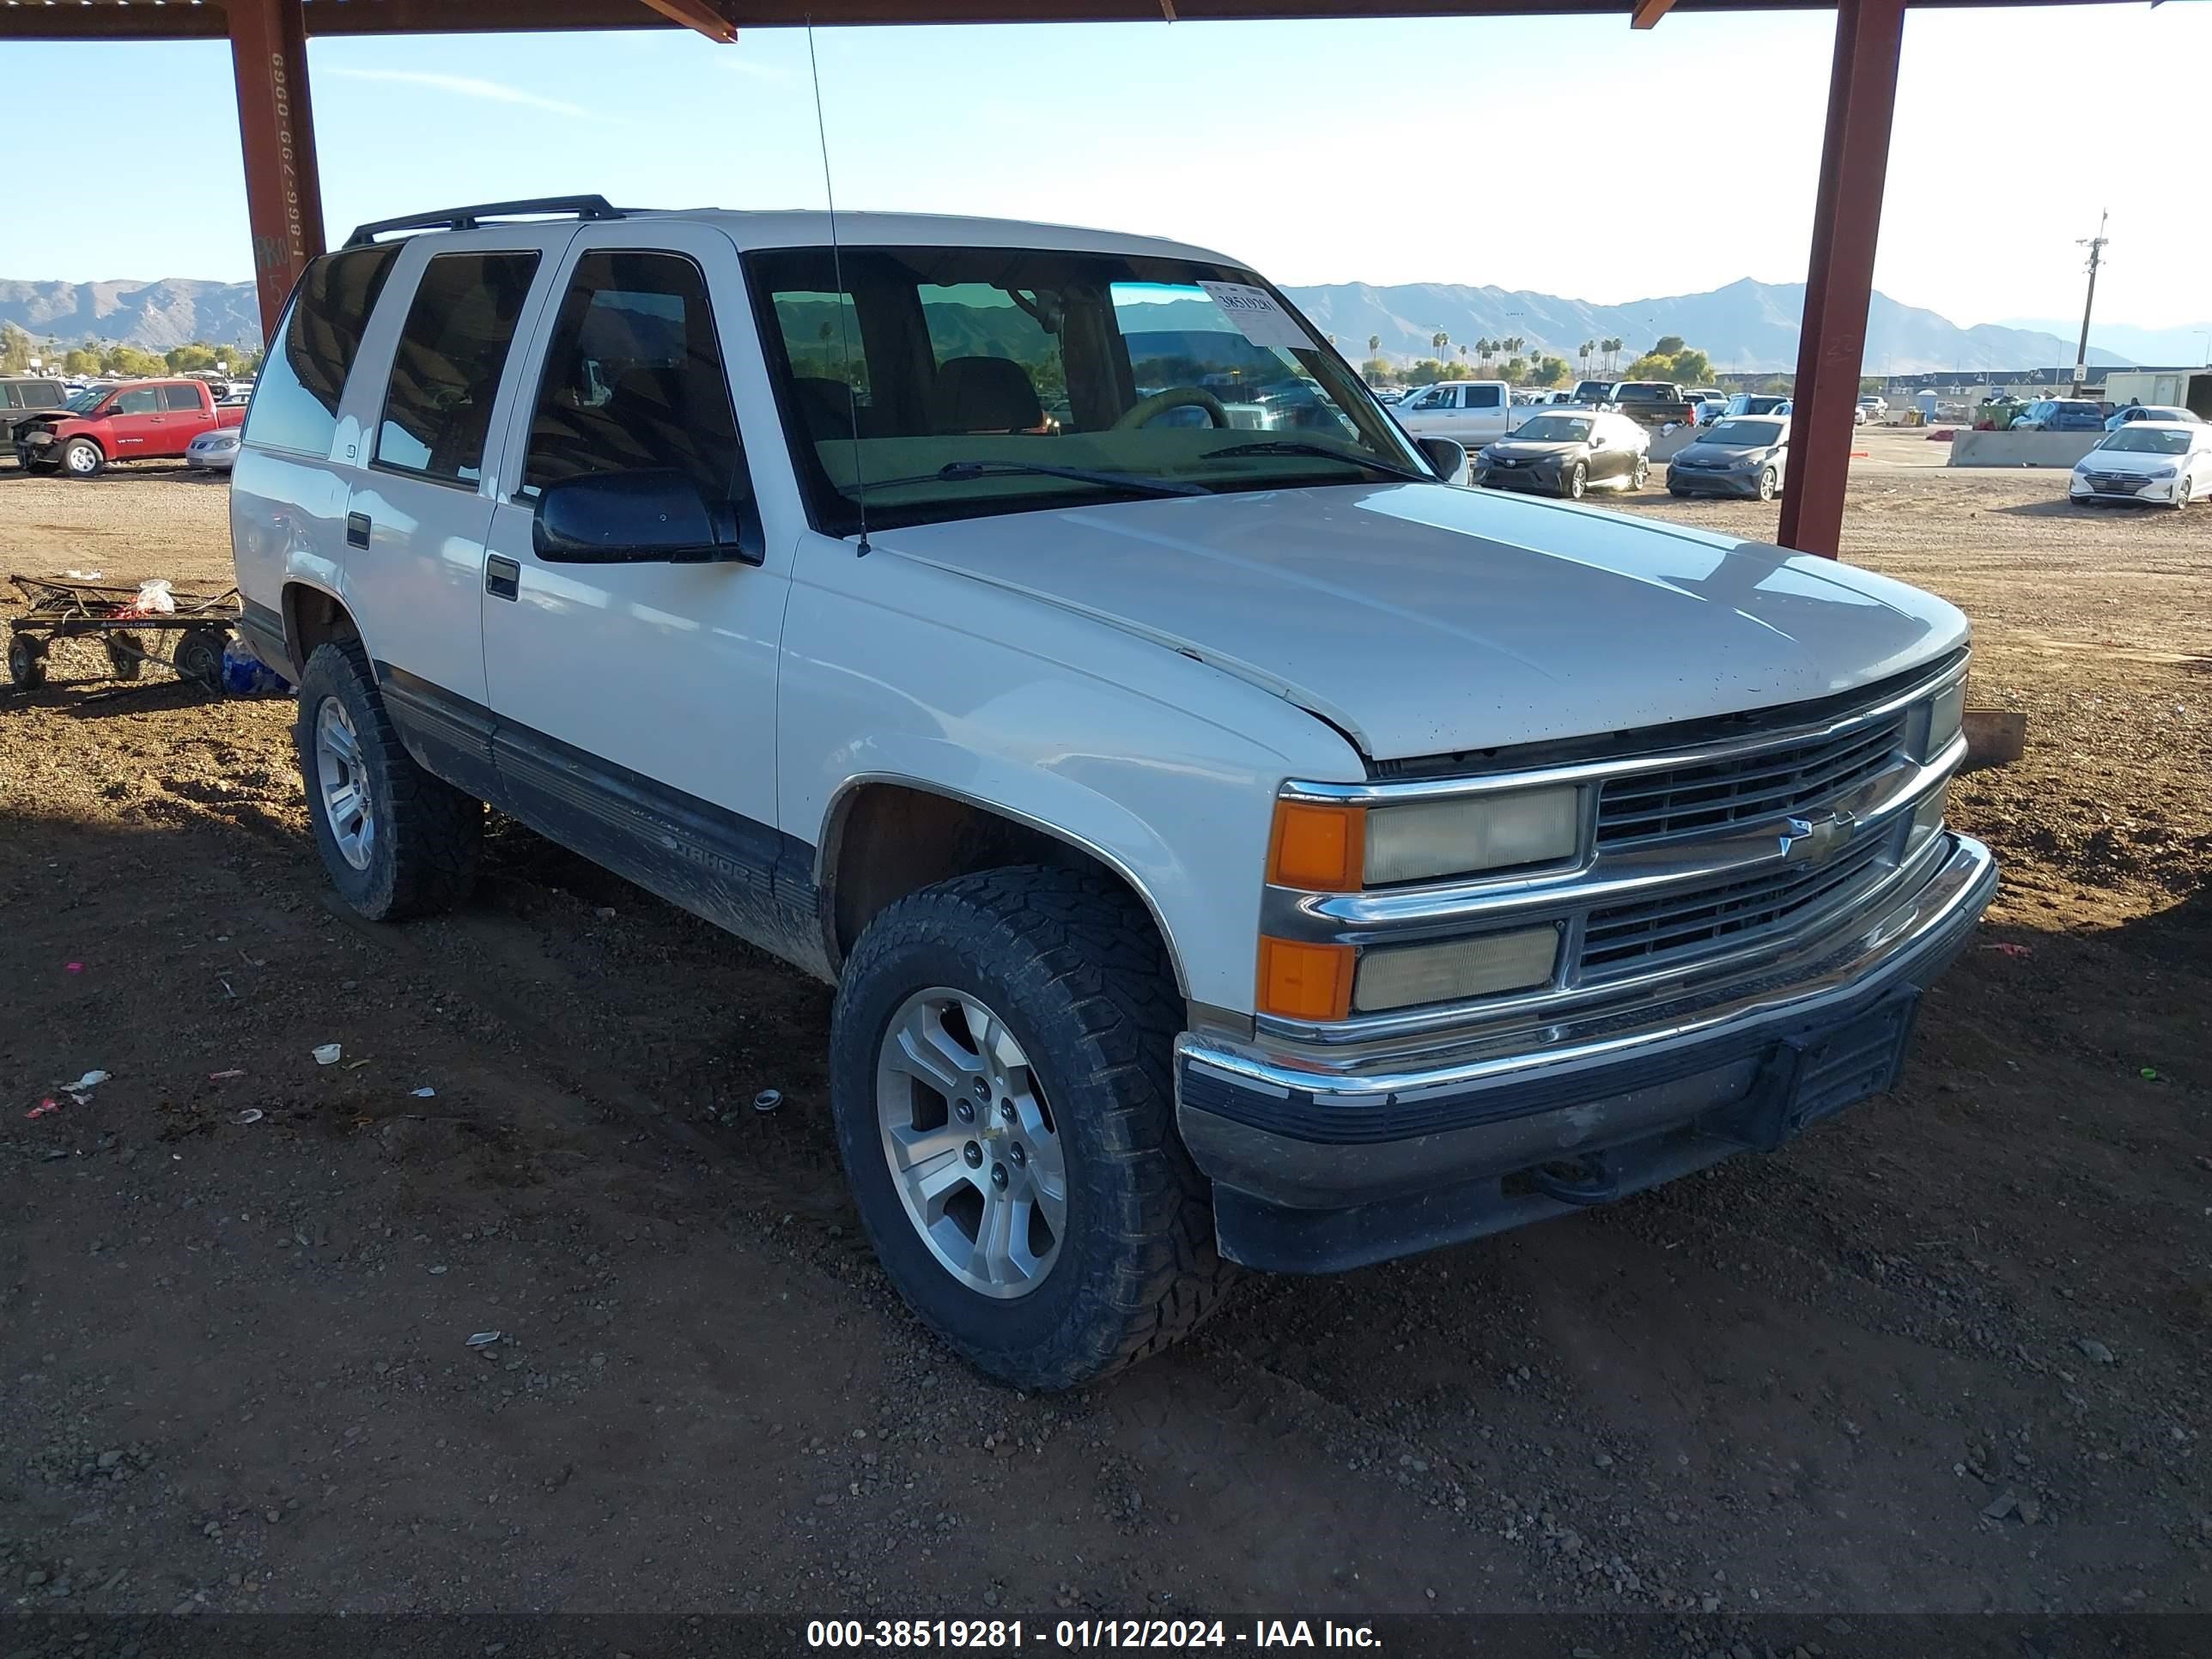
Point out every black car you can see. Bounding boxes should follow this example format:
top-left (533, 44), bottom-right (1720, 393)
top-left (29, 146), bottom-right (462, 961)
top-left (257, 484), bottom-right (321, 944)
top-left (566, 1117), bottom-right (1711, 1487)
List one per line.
top-left (1476, 410), bottom-right (1650, 500)
top-left (1667, 415), bottom-right (1790, 501)
top-left (1, 377), bottom-right (70, 449)
top-left (1608, 380), bottom-right (1699, 428)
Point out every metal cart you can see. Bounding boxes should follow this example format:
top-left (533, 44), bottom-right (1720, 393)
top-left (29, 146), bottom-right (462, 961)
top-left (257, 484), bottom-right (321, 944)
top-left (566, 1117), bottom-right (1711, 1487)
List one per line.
top-left (6, 574), bottom-right (240, 690)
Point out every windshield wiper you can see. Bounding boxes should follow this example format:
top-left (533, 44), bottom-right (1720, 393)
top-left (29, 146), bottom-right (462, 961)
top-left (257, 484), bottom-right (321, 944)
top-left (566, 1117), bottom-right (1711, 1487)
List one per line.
top-left (1201, 439), bottom-right (1430, 483)
top-left (862, 460), bottom-right (1211, 499)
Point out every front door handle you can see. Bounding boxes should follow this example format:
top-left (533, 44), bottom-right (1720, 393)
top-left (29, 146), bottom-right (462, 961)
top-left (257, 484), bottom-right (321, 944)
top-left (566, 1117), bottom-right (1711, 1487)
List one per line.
top-left (484, 556), bottom-right (520, 601)
top-left (345, 512), bottom-right (371, 549)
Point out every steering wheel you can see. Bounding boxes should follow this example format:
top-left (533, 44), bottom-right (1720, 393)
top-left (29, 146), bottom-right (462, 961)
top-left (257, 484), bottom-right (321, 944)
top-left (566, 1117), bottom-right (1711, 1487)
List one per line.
top-left (1113, 386), bottom-right (1231, 431)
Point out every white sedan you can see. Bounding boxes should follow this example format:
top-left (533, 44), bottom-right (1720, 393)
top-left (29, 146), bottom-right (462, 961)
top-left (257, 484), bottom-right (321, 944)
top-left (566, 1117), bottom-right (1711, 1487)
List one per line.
top-left (185, 427), bottom-right (240, 474)
top-left (2069, 420), bottom-right (2212, 508)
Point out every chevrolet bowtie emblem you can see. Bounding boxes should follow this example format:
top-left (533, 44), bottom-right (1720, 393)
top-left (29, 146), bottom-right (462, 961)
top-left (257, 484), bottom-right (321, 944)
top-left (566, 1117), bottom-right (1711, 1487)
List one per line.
top-left (1779, 810), bottom-right (1853, 862)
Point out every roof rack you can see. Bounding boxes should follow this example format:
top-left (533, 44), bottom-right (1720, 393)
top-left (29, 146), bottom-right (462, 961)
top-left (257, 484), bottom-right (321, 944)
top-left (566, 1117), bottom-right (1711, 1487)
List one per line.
top-left (343, 195), bottom-right (626, 248)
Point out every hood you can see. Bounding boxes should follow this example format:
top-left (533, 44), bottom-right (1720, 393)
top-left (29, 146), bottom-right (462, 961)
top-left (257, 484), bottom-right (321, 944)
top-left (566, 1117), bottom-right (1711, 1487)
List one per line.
top-left (1486, 439), bottom-right (1583, 460)
top-left (873, 483), bottom-right (1968, 763)
top-left (2077, 447), bottom-right (2172, 473)
top-left (1676, 441), bottom-right (1769, 464)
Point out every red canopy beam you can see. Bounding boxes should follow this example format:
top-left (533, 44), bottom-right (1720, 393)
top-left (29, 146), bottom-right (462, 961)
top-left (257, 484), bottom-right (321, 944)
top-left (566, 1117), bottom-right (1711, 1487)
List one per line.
top-left (1778, 0), bottom-right (1905, 558)
top-left (228, 0), bottom-right (327, 342)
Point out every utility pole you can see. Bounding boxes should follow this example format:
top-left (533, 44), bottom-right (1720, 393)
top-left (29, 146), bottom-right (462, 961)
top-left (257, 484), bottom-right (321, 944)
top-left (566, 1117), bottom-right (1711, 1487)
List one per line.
top-left (2071, 210), bottom-right (2108, 392)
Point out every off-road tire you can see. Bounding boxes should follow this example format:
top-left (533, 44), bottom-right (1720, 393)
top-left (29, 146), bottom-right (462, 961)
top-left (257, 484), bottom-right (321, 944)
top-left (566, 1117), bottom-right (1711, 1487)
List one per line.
top-left (830, 866), bottom-right (1237, 1390)
top-left (295, 639), bottom-right (482, 921)
top-left (8, 633), bottom-right (46, 689)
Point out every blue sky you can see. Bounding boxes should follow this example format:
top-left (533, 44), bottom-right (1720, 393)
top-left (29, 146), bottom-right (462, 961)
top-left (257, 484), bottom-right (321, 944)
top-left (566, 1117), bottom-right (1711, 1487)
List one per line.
top-left (8, 4), bottom-right (2209, 331)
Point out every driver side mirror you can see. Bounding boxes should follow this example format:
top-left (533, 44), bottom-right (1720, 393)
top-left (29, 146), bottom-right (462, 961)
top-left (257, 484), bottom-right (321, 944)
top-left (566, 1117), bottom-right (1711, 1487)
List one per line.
top-left (533, 470), bottom-right (764, 567)
top-left (1416, 437), bottom-right (1468, 485)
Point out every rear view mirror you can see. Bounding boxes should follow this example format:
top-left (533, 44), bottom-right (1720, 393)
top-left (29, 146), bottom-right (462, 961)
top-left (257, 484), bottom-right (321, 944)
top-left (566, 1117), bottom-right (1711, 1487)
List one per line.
top-left (533, 471), bottom-right (763, 566)
top-left (1416, 437), bottom-right (1468, 484)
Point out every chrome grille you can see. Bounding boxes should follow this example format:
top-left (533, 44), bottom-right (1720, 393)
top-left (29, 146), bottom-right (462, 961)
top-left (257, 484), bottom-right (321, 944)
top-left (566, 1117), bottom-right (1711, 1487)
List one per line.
top-left (1579, 831), bottom-right (1890, 977)
top-left (1596, 712), bottom-right (1907, 847)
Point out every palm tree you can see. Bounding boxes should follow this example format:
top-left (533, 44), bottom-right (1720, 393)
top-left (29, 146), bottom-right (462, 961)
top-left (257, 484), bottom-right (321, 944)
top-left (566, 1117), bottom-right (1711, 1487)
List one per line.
top-left (1602, 337), bottom-right (1624, 374)
top-left (1505, 335), bottom-right (1525, 359)
top-left (1367, 333), bottom-right (1381, 361)
top-left (1579, 340), bottom-right (1595, 380)
top-left (1431, 330), bottom-right (1449, 359)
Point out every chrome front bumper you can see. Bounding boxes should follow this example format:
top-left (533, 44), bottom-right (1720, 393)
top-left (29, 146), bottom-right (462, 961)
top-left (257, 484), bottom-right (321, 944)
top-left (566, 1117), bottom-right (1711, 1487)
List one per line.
top-left (1176, 832), bottom-right (1996, 1273)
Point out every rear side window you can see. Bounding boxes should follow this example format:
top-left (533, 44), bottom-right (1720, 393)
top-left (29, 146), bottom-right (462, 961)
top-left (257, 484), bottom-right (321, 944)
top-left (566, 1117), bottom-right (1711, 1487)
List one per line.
top-left (245, 244), bottom-right (400, 458)
top-left (523, 250), bottom-right (750, 507)
top-left (161, 384), bottom-right (204, 412)
top-left (1465, 384), bottom-right (1502, 408)
top-left (113, 388), bottom-right (161, 415)
top-left (376, 250), bottom-right (541, 486)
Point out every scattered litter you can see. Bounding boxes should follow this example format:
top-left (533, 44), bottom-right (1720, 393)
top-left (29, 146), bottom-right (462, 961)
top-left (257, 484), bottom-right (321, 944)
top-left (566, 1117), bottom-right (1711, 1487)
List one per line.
top-left (312, 1044), bottom-right (343, 1066)
top-left (2139, 1067), bottom-right (2160, 1082)
top-left (239, 949), bottom-right (267, 969)
top-left (210, 1069), bottom-right (246, 1082)
top-left (429, 1264), bottom-right (448, 1276)
top-left (1982, 1491), bottom-right (2019, 1522)
top-left (221, 980), bottom-right (237, 1000)
top-left (65, 1069), bottom-right (110, 1094)
top-left (121, 579), bottom-right (176, 617)
top-left (410, 1085), bottom-right (437, 1098)
top-left (466, 1331), bottom-right (502, 1348)
top-left (236, 1109), bottom-right (265, 1126)
top-left (64, 568), bottom-right (105, 580)
top-left (65, 962), bottom-right (83, 974)
top-left (26, 1098), bottom-right (63, 1120)
top-left (1982, 942), bottom-right (2033, 959)
top-left (753, 1089), bottom-right (784, 1114)
top-left (344, 1058), bottom-right (372, 1071)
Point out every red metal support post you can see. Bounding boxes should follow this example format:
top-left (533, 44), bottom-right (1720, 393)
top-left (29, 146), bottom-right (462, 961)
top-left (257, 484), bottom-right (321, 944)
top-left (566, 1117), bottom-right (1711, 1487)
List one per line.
top-left (1778, 0), bottom-right (1905, 559)
top-left (228, 0), bottom-right (326, 343)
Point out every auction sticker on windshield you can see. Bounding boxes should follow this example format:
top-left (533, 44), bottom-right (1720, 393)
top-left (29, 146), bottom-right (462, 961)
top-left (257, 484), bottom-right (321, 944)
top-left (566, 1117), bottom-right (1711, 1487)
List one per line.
top-left (1198, 282), bottom-right (1314, 351)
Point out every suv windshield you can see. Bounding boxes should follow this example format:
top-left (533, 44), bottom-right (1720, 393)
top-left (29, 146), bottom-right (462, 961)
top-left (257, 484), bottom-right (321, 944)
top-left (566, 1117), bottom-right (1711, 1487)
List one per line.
top-left (749, 245), bottom-right (1428, 534)
top-left (1513, 415), bottom-right (1592, 442)
top-left (2099, 426), bottom-right (2191, 455)
top-left (1704, 417), bottom-right (1784, 447)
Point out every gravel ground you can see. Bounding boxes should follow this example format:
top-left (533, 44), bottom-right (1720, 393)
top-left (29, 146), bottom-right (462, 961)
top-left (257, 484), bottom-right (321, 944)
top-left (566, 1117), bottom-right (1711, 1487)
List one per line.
top-left (2, 455), bottom-right (2206, 1644)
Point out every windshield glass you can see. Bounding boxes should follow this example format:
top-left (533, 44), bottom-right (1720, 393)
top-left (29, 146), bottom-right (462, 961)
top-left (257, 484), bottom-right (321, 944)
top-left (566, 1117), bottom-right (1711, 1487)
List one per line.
top-left (1513, 415), bottom-right (1592, 442)
top-left (64, 386), bottom-right (110, 414)
top-left (1704, 418), bottom-right (1784, 447)
top-left (2099, 427), bottom-right (2191, 455)
top-left (749, 246), bottom-right (1425, 533)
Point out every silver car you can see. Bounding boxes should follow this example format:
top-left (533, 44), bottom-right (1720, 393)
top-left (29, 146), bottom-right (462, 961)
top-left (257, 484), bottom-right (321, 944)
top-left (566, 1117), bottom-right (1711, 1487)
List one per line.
top-left (185, 427), bottom-right (240, 473)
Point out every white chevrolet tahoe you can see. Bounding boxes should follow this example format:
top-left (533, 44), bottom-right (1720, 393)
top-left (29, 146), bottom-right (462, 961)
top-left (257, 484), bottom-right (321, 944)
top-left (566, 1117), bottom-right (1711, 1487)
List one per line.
top-left (230, 196), bottom-right (1996, 1389)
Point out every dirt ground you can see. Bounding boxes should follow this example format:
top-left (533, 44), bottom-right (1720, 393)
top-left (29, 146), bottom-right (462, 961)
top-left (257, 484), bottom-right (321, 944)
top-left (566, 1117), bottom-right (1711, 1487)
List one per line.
top-left (3, 452), bottom-right (2207, 1644)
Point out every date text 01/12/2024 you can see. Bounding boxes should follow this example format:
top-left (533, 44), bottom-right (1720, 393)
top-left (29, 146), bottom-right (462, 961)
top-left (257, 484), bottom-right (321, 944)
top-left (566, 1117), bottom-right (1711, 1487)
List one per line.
top-left (805, 1619), bottom-right (1381, 1649)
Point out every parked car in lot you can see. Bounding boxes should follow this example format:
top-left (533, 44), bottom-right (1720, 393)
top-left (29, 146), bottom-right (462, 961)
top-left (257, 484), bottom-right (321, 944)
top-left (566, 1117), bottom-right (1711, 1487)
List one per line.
top-left (186, 426), bottom-right (241, 472)
top-left (1474, 409), bottom-right (1649, 499)
top-left (0, 376), bottom-right (70, 447)
top-left (232, 196), bottom-right (1994, 1389)
top-left (1692, 394), bottom-right (1729, 425)
top-left (1608, 380), bottom-right (1699, 427)
top-left (2008, 398), bottom-right (2103, 432)
top-left (1723, 392), bottom-right (1790, 418)
top-left (2104, 403), bottom-right (2199, 432)
top-left (2069, 421), bottom-right (2211, 507)
top-left (1858, 394), bottom-right (1888, 420)
top-left (1667, 415), bottom-right (1790, 501)
top-left (1391, 378), bottom-right (1528, 445)
top-left (1571, 379), bottom-right (1618, 405)
top-left (14, 377), bottom-right (246, 476)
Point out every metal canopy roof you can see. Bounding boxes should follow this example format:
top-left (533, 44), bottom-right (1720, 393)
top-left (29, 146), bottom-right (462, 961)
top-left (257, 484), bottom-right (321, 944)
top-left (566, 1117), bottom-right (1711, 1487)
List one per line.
top-left (0, 0), bottom-right (2108, 40)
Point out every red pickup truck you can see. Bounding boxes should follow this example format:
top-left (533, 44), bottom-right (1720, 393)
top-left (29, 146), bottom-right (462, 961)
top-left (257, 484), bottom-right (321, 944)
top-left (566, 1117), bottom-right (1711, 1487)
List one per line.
top-left (14, 379), bottom-right (246, 478)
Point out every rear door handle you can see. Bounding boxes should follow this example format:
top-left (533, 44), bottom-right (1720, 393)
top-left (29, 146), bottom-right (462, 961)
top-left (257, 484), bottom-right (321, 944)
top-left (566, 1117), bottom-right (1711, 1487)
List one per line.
top-left (485, 556), bottom-right (520, 601)
top-left (345, 512), bottom-right (371, 549)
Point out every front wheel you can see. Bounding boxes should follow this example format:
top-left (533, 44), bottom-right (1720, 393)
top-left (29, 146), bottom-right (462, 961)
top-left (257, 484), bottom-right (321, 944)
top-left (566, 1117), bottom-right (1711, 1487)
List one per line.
top-left (830, 867), bottom-right (1235, 1390)
top-left (1757, 466), bottom-right (1779, 503)
top-left (294, 639), bottom-right (482, 920)
top-left (1631, 457), bottom-right (1650, 490)
top-left (61, 438), bottom-right (104, 478)
top-left (1565, 461), bottom-right (1588, 501)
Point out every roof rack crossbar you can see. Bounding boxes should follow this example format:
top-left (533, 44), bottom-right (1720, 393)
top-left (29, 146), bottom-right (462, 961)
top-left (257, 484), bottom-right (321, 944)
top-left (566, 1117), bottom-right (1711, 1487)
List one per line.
top-left (343, 195), bottom-right (625, 248)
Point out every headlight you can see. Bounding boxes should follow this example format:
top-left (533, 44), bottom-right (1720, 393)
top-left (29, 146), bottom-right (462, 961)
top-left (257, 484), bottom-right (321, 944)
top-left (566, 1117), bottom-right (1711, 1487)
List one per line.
top-left (1352, 925), bottom-right (1561, 1013)
top-left (2149, 465), bottom-right (2177, 480)
top-left (1364, 787), bottom-right (1581, 885)
top-left (1918, 678), bottom-right (1966, 763)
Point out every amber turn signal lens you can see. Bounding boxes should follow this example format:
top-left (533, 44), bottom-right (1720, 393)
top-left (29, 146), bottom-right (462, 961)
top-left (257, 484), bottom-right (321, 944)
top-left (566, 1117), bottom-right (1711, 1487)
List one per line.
top-left (1256, 937), bottom-right (1356, 1023)
top-left (1267, 801), bottom-right (1365, 891)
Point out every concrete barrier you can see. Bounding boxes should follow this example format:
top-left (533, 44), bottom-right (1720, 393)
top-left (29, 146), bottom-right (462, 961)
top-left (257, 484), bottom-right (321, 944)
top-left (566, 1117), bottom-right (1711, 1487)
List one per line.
top-left (1948, 429), bottom-right (2101, 469)
top-left (1650, 426), bottom-right (1700, 462)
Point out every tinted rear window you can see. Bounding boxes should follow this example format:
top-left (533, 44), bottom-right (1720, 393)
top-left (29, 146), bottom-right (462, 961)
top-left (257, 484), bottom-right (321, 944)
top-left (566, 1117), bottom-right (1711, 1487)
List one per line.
top-left (1615, 383), bottom-right (1674, 398)
top-left (245, 244), bottom-right (402, 458)
top-left (19, 381), bottom-right (65, 409)
top-left (375, 251), bottom-right (541, 486)
top-left (161, 384), bottom-right (204, 412)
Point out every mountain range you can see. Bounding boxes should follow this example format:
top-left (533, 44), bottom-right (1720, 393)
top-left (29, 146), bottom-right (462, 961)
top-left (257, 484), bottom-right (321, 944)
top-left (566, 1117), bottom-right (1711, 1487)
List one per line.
top-left (0, 272), bottom-right (2146, 375)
